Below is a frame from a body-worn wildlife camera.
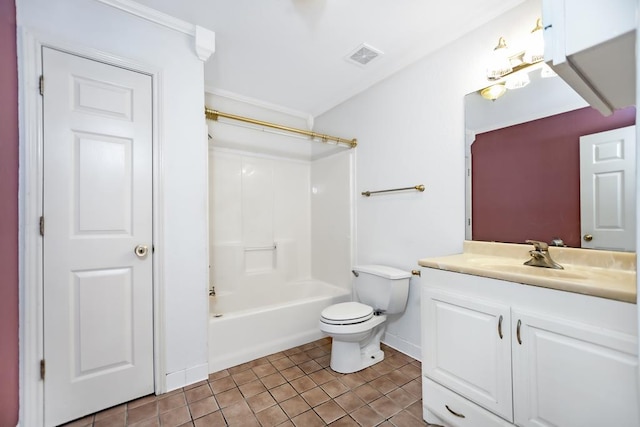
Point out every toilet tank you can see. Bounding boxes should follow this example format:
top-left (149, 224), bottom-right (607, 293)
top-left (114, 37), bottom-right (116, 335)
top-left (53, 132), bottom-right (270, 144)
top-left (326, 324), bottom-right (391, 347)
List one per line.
top-left (352, 265), bottom-right (411, 314)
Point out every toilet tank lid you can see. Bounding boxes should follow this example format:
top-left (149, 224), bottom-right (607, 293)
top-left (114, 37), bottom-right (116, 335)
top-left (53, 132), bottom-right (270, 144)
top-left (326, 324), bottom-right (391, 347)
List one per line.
top-left (353, 265), bottom-right (411, 280)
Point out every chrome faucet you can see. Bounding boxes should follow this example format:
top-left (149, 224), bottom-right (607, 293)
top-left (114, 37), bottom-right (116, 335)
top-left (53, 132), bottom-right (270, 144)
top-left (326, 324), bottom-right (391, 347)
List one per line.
top-left (524, 240), bottom-right (564, 270)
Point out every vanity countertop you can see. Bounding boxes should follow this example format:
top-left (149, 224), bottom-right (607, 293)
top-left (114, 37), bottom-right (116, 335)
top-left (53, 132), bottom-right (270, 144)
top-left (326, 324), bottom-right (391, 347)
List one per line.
top-left (418, 241), bottom-right (637, 303)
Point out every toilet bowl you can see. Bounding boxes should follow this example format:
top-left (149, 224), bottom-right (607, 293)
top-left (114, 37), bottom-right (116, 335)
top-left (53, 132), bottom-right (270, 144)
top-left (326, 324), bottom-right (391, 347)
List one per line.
top-left (320, 302), bottom-right (387, 373)
top-left (319, 265), bottom-right (411, 374)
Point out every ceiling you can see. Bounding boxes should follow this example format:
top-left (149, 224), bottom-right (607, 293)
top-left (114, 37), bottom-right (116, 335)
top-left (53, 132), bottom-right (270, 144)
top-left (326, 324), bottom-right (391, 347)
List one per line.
top-left (134, 0), bottom-right (525, 117)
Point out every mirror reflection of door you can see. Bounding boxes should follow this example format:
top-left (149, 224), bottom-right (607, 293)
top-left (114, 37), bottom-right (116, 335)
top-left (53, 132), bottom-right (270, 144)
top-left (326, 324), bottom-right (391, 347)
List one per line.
top-left (580, 125), bottom-right (636, 251)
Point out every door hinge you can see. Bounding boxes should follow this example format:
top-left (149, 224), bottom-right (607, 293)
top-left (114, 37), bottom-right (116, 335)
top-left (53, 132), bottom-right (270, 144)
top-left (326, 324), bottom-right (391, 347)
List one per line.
top-left (39, 75), bottom-right (44, 96)
top-left (39, 216), bottom-right (45, 236)
top-left (40, 359), bottom-right (45, 380)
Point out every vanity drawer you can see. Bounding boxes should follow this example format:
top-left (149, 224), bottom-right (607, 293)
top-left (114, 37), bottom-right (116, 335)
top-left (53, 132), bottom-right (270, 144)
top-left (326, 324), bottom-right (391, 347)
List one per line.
top-left (423, 377), bottom-right (512, 427)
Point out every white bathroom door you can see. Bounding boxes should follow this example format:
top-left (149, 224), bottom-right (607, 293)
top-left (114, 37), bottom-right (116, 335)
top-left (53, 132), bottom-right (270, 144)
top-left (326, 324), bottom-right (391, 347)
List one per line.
top-left (579, 125), bottom-right (635, 251)
top-left (42, 47), bottom-right (154, 426)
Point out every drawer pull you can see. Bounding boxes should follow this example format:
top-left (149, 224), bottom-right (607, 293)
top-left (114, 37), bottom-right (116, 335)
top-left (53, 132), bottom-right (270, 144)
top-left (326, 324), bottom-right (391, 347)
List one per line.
top-left (498, 315), bottom-right (504, 339)
top-left (445, 404), bottom-right (466, 418)
top-left (516, 319), bottom-right (522, 345)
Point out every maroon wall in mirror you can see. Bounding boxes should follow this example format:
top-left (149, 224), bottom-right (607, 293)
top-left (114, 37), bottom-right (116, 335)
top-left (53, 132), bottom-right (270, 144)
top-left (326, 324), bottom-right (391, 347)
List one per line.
top-left (472, 106), bottom-right (635, 247)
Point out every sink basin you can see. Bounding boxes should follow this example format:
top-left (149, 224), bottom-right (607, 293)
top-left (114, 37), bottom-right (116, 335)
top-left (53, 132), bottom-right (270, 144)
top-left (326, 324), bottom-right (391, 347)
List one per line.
top-left (479, 263), bottom-right (587, 280)
top-left (464, 258), bottom-right (588, 280)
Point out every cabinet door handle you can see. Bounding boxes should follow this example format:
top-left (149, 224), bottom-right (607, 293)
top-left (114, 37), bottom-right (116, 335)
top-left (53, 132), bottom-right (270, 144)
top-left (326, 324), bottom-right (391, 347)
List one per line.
top-left (445, 404), bottom-right (466, 418)
top-left (497, 315), bottom-right (504, 339)
top-left (516, 319), bottom-right (522, 345)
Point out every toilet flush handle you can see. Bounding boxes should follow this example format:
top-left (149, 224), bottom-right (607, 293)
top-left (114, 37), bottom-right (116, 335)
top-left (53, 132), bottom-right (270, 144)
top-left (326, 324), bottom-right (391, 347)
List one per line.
top-left (352, 270), bottom-right (359, 277)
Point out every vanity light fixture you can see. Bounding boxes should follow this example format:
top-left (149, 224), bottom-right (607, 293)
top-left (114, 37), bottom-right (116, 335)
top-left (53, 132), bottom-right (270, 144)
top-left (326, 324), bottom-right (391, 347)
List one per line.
top-left (480, 83), bottom-right (507, 101)
top-left (481, 18), bottom-right (546, 101)
top-left (486, 19), bottom-right (545, 81)
top-left (486, 37), bottom-right (513, 80)
top-left (505, 70), bottom-right (531, 90)
top-left (523, 18), bottom-right (544, 64)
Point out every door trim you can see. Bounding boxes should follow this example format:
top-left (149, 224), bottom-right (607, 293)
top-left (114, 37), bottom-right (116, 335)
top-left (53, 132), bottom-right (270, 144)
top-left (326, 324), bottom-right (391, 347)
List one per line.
top-left (18, 30), bottom-right (167, 426)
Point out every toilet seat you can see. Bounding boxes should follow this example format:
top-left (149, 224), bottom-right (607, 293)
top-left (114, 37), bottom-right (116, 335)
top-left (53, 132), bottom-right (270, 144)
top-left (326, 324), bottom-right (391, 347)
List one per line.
top-left (320, 302), bottom-right (373, 325)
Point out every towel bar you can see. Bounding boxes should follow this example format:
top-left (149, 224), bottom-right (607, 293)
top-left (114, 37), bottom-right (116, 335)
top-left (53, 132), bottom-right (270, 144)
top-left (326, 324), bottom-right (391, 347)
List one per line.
top-left (361, 184), bottom-right (425, 197)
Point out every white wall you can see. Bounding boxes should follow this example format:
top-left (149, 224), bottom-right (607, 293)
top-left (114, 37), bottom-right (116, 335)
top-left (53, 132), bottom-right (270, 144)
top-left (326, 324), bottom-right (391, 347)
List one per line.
top-left (315, 0), bottom-right (543, 358)
top-left (17, 0), bottom-right (210, 391)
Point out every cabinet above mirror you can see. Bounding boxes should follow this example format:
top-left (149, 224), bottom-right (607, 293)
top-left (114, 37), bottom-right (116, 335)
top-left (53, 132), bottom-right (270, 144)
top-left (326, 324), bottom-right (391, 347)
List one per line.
top-left (543, 0), bottom-right (636, 115)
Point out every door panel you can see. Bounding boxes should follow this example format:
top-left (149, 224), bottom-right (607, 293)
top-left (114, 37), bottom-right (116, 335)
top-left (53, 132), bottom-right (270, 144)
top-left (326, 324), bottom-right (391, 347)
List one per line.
top-left (512, 310), bottom-right (639, 427)
top-left (43, 47), bottom-right (153, 426)
top-left (580, 125), bottom-right (635, 251)
top-left (72, 75), bottom-right (134, 120)
top-left (74, 268), bottom-right (134, 376)
top-left (422, 288), bottom-right (513, 421)
top-left (75, 133), bottom-right (133, 234)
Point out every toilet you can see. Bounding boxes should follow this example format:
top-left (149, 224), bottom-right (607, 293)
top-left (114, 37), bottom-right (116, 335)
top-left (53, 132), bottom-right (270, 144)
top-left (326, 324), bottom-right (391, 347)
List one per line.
top-left (319, 265), bottom-right (411, 374)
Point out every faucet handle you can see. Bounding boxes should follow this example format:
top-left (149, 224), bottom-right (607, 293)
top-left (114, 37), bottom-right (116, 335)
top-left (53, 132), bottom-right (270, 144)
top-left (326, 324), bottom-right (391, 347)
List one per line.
top-left (526, 239), bottom-right (549, 251)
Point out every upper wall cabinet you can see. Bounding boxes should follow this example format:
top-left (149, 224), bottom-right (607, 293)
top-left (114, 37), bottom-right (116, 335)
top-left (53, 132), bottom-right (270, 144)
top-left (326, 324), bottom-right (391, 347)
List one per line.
top-left (543, 0), bottom-right (637, 115)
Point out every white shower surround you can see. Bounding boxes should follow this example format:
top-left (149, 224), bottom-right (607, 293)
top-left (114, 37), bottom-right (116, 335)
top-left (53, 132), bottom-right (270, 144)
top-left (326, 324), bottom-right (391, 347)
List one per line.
top-left (208, 149), bottom-right (314, 292)
top-left (208, 279), bottom-right (350, 372)
top-left (207, 96), bottom-right (354, 372)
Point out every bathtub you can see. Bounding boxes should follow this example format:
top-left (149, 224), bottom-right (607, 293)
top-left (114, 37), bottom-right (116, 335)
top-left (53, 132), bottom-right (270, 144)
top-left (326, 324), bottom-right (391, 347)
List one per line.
top-left (208, 279), bottom-right (350, 373)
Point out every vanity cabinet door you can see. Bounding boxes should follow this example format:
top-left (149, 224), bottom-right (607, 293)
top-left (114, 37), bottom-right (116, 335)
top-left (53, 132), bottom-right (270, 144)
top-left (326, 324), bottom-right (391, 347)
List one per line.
top-left (423, 288), bottom-right (513, 421)
top-left (511, 309), bottom-right (639, 427)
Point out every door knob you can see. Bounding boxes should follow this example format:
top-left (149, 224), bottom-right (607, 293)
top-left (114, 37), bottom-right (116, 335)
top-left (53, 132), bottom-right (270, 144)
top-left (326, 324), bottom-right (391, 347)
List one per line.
top-left (583, 234), bottom-right (593, 242)
top-left (134, 244), bottom-right (149, 258)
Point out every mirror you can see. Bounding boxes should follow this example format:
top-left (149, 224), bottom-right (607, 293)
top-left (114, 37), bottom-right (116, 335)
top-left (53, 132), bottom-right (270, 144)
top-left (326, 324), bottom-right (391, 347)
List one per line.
top-left (465, 64), bottom-right (636, 250)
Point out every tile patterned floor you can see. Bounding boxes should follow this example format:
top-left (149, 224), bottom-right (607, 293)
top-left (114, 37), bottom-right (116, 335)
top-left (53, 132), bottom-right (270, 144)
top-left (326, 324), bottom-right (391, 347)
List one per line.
top-left (61, 338), bottom-right (436, 427)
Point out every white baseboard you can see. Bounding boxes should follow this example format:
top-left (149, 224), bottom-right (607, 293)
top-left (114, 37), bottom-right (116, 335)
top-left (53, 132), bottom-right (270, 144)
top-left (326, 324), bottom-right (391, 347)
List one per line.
top-left (165, 370), bottom-right (185, 392)
top-left (165, 363), bottom-right (209, 393)
top-left (186, 363), bottom-right (209, 385)
top-left (381, 333), bottom-right (421, 361)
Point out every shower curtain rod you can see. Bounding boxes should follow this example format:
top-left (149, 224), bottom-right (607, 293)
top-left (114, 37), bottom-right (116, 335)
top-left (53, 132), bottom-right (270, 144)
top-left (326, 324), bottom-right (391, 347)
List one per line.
top-left (204, 107), bottom-right (358, 148)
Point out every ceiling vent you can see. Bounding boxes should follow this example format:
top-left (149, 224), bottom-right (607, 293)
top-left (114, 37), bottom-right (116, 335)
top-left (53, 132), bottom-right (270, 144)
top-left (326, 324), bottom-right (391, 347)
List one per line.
top-left (346, 43), bottom-right (383, 66)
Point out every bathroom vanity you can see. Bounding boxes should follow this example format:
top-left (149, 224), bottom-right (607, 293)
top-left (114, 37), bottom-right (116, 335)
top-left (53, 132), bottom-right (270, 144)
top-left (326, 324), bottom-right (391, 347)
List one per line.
top-left (418, 241), bottom-right (638, 427)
